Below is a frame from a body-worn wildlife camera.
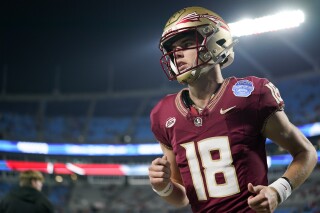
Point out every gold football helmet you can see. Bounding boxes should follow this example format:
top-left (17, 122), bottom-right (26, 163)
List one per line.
top-left (159, 6), bottom-right (236, 84)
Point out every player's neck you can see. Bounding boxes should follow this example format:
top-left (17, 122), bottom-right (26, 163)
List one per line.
top-left (188, 81), bottom-right (222, 110)
top-left (187, 68), bottom-right (223, 109)
top-left (188, 65), bottom-right (224, 109)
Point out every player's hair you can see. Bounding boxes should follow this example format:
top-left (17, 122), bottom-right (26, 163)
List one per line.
top-left (19, 170), bottom-right (44, 187)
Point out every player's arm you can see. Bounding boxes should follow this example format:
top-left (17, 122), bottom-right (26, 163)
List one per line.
top-left (248, 110), bottom-right (317, 212)
top-left (148, 143), bottom-right (189, 207)
top-left (263, 110), bottom-right (317, 190)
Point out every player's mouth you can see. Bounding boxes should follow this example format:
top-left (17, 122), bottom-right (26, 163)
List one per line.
top-left (177, 62), bottom-right (189, 71)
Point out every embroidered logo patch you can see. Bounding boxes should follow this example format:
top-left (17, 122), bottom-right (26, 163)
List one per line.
top-left (165, 117), bottom-right (176, 128)
top-left (232, 80), bottom-right (254, 97)
top-left (194, 117), bottom-right (202, 127)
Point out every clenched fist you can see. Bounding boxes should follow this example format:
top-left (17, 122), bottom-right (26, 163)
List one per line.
top-left (148, 156), bottom-right (171, 191)
top-left (247, 183), bottom-right (279, 213)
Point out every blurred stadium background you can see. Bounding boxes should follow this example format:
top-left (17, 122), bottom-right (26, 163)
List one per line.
top-left (1, 0), bottom-right (320, 212)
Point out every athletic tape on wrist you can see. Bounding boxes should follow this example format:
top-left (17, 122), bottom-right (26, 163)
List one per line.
top-left (152, 182), bottom-right (173, 197)
top-left (269, 177), bottom-right (292, 203)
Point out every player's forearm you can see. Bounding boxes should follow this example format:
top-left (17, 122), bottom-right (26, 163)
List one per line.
top-left (160, 181), bottom-right (189, 207)
top-left (283, 143), bottom-right (317, 189)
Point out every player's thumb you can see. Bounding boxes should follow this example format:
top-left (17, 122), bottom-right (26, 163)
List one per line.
top-left (248, 183), bottom-right (255, 193)
top-left (248, 183), bottom-right (263, 194)
top-left (162, 155), bottom-right (171, 168)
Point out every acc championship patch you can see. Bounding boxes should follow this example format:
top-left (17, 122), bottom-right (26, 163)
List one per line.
top-left (232, 80), bottom-right (254, 97)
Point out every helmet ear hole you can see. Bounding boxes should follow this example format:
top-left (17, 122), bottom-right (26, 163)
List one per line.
top-left (216, 39), bottom-right (226, 47)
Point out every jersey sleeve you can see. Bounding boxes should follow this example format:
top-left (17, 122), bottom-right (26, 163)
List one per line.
top-left (150, 99), bottom-right (173, 149)
top-left (258, 79), bottom-right (285, 129)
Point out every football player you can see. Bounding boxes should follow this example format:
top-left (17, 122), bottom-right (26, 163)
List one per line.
top-left (148, 6), bottom-right (317, 213)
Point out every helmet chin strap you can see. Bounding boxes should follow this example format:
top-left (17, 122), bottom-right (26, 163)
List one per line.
top-left (170, 60), bottom-right (179, 75)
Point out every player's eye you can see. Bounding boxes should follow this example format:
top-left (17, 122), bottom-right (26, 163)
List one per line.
top-left (182, 40), bottom-right (196, 48)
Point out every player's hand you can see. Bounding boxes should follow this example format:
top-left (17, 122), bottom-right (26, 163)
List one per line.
top-left (247, 183), bottom-right (279, 213)
top-left (148, 155), bottom-right (171, 191)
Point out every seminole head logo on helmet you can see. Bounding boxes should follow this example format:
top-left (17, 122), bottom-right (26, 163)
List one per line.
top-left (159, 6), bottom-right (237, 84)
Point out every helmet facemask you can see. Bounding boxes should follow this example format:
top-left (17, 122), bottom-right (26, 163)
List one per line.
top-left (159, 7), bottom-right (237, 84)
top-left (160, 26), bottom-right (211, 84)
top-left (160, 24), bottom-right (235, 84)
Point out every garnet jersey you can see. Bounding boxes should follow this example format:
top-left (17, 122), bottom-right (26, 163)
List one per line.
top-left (150, 76), bottom-right (284, 213)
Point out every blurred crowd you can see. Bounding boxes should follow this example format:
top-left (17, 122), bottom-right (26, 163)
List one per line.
top-left (1, 76), bottom-right (320, 146)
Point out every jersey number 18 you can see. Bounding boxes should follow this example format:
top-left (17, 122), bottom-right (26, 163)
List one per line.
top-left (181, 136), bottom-right (240, 200)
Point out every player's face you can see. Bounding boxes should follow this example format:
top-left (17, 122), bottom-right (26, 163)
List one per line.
top-left (171, 35), bottom-right (198, 72)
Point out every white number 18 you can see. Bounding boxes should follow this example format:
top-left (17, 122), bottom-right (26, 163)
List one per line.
top-left (181, 136), bottom-right (240, 200)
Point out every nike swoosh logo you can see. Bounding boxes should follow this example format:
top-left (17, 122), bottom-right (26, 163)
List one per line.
top-left (280, 183), bottom-right (287, 190)
top-left (220, 106), bottom-right (236, 114)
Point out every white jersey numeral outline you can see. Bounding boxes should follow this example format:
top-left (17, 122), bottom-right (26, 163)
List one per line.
top-left (181, 136), bottom-right (240, 200)
top-left (265, 82), bottom-right (283, 104)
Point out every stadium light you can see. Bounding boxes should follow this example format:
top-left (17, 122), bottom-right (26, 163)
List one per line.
top-left (229, 10), bottom-right (305, 37)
